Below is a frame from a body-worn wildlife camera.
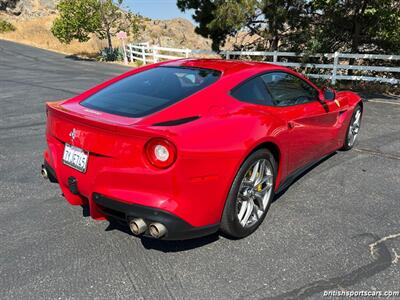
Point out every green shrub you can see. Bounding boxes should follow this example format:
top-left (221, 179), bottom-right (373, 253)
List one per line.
top-left (0, 20), bottom-right (16, 33)
top-left (134, 60), bottom-right (144, 67)
top-left (97, 47), bottom-right (123, 62)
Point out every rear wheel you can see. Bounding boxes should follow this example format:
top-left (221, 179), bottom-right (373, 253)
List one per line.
top-left (220, 149), bottom-right (276, 239)
top-left (342, 105), bottom-right (362, 151)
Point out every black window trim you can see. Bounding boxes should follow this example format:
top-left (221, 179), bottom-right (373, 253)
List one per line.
top-left (229, 70), bottom-right (321, 108)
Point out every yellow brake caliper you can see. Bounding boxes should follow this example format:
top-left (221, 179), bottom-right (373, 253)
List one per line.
top-left (249, 169), bottom-right (263, 192)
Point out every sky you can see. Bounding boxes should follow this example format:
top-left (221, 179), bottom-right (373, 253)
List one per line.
top-left (126, 0), bottom-right (195, 22)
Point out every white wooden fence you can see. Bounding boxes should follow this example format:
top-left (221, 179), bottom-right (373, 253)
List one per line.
top-left (125, 43), bottom-right (400, 85)
top-left (126, 44), bottom-right (191, 65)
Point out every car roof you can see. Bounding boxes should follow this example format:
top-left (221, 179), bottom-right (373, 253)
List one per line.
top-left (160, 58), bottom-right (280, 76)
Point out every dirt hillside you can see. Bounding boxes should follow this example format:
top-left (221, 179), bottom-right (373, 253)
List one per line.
top-left (0, 0), bottom-right (58, 17)
top-left (0, 0), bottom-right (212, 56)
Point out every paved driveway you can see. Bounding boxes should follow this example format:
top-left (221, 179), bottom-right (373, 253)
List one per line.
top-left (1, 40), bottom-right (399, 299)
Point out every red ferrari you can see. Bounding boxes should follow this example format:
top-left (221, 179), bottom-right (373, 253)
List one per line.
top-left (42, 59), bottom-right (363, 240)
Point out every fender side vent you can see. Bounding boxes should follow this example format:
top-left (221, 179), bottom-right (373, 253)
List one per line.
top-left (152, 116), bottom-right (200, 126)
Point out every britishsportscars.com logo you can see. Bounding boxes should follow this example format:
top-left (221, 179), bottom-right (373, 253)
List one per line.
top-left (323, 290), bottom-right (400, 297)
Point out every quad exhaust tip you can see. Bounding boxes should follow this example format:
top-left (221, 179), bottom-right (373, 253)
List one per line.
top-left (149, 223), bottom-right (167, 239)
top-left (129, 218), bottom-right (147, 235)
top-left (41, 167), bottom-right (48, 179)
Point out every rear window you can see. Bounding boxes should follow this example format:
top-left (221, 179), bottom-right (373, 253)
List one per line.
top-left (80, 66), bottom-right (221, 118)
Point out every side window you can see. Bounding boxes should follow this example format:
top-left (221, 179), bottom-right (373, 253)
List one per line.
top-left (231, 77), bottom-right (273, 106)
top-left (261, 72), bottom-right (319, 106)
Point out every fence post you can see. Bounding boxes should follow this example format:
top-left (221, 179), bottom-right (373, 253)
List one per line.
top-left (225, 51), bottom-right (230, 60)
top-left (141, 46), bottom-right (146, 64)
top-left (122, 43), bottom-right (128, 65)
top-left (185, 49), bottom-right (190, 58)
top-left (153, 46), bottom-right (158, 63)
top-left (128, 44), bottom-right (133, 63)
top-left (273, 51), bottom-right (278, 63)
top-left (332, 51), bottom-right (339, 85)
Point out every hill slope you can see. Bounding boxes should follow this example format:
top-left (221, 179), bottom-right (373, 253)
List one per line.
top-left (0, 0), bottom-right (211, 56)
top-left (0, 0), bottom-right (58, 17)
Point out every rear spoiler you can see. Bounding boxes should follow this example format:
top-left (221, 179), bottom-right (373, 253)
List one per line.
top-left (46, 101), bottom-right (164, 138)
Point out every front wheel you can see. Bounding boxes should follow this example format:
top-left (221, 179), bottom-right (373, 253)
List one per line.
top-left (342, 105), bottom-right (362, 151)
top-left (220, 149), bottom-right (276, 239)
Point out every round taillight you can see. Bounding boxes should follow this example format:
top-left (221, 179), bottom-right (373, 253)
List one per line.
top-left (145, 138), bottom-right (177, 169)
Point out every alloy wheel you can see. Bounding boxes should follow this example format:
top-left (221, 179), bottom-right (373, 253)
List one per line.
top-left (348, 108), bottom-right (361, 147)
top-left (236, 159), bottom-right (273, 228)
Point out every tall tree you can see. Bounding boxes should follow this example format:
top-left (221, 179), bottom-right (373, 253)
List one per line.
top-left (177, 0), bottom-right (223, 51)
top-left (310, 0), bottom-right (400, 54)
top-left (52, 0), bottom-right (142, 49)
top-left (177, 0), bottom-right (312, 51)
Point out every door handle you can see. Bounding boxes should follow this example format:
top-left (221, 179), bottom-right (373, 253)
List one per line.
top-left (288, 121), bottom-right (295, 129)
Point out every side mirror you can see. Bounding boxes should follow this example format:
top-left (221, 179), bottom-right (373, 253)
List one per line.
top-left (319, 87), bottom-right (336, 101)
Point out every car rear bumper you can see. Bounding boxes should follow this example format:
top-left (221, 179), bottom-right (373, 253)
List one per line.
top-left (42, 157), bottom-right (220, 240)
top-left (93, 193), bottom-right (219, 240)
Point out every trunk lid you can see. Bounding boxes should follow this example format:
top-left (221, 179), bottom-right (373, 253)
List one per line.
top-left (46, 101), bottom-right (158, 158)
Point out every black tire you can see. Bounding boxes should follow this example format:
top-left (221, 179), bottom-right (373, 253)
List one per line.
top-left (220, 149), bottom-right (277, 239)
top-left (341, 104), bottom-right (362, 151)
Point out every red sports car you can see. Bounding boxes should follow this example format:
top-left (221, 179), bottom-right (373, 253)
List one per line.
top-left (42, 59), bottom-right (363, 240)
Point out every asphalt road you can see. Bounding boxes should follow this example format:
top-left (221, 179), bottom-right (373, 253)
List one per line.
top-left (1, 40), bottom-right (399, 300)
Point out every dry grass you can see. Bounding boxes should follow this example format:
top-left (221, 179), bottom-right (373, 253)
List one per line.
top-left (0, 13), bottom-right (213, 57)
top-left (0, 14), bottom-right (124, 56)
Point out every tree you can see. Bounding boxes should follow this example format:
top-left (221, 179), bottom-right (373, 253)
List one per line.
top-left (177, 0), bottom-right (312, 51)
top-left (177, 0), bottom-right (222, 51)
top-left (52, 0), bottom-right (142, 49)
top-left (310, 0), bottom-right (400, 54)
top-left (177, 0), bottom-right (400, 54)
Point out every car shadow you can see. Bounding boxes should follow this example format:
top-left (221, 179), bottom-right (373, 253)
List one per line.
top-left (65, 54), bottom-right (96, 62)
top-left (87, 151), bottom-right (337, 252)
top-left (140, 234), bottom-right (220, 252)
top-left (103, 218), bottom-right (220, 252)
